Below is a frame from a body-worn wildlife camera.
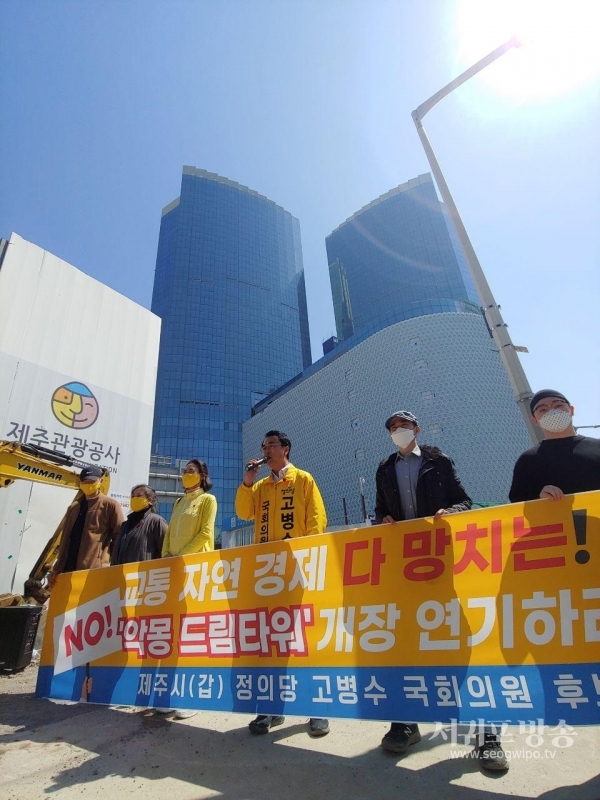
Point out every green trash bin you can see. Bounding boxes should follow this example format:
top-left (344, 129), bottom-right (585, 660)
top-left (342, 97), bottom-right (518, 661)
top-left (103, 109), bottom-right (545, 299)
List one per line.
top-left (0, 605), bottom-right (43, 673)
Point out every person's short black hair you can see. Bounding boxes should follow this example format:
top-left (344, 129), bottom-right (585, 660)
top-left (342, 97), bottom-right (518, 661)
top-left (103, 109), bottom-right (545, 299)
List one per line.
top-left (187, 459), bottom-right (214, 492)
top-left (131, 484), bottom-right (158, 512)
top-left (263, 430), bottom-right (291, 455)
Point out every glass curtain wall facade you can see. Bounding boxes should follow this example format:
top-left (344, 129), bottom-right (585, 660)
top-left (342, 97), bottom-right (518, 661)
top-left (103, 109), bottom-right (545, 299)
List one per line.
top-left (151, 167), bottom-right (311, 531)
top-left (326, 173), bottom-right (480, 341)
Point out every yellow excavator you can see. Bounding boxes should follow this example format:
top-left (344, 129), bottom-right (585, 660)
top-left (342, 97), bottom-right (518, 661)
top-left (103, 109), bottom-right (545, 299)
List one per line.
top-left (0, 440), bottom-right (110, 607)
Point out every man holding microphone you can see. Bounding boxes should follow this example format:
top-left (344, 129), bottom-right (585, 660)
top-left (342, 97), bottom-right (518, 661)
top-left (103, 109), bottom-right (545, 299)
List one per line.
top-left (235, 429), bottom-right (329, 737)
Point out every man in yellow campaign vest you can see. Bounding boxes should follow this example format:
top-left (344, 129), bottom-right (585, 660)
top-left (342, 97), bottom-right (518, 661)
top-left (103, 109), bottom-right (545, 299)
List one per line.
top-left (235, 429), bottom-right (329, 737)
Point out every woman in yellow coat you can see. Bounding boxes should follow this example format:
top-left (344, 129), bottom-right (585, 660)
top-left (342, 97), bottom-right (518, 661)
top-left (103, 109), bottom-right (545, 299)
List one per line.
top-left (162, 459), bottom-right (217, 557)
top-left (157, 458), bottom-right (216, 719)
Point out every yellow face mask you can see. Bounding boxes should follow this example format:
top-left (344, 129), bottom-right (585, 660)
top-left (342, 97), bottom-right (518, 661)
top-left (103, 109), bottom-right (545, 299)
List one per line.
top-left (130, 496), bottom-right (150, 513)
top-left (181, 472), bottom-right (201, 489)
top-left (80, 481), bottom-right (101, 496)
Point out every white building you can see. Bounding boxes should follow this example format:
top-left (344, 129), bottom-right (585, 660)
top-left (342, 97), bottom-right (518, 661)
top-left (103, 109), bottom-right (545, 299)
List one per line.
top-left (0, 233), bottom-right (161, 593)
top-left (243, 312), bottom-right (531, 528)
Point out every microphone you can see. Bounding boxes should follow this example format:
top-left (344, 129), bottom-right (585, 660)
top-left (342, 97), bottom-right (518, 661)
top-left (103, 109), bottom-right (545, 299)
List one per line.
top-left (244, 456), bottom-right (267, 471)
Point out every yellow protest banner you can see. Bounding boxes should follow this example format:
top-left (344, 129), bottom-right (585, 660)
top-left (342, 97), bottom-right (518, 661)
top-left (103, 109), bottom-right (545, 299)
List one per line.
top-left (37, 492), bottom-right (600, 725)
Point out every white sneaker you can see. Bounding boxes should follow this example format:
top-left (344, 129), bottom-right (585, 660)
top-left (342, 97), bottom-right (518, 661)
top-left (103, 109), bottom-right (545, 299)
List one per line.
top-left (174, 709), bottom-right (197, 720)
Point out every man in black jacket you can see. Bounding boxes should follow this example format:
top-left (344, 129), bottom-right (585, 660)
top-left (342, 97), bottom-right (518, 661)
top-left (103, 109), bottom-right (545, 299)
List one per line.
top-left (375, 410), bottom-right (471, 525)
top-left (375, 412), bottom-right (507, 771)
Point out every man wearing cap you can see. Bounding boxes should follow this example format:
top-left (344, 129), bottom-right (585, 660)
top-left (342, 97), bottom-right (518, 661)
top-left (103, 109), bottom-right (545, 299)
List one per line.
top-left (374, 412), bottom-right (488, 762)
top-left (509, 389), bottom-right (600, 502)
top-left (375, 410), bottom-right (471, 527)
top-left (49, 465), bottom-right (124, 587)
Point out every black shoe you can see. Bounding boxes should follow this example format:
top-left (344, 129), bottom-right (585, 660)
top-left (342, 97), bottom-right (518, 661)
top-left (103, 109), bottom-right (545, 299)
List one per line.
top-left (308, 718), bottom-right (330, 737)
top-left (476, 732), bottom-right (509, 771)
top-left (381, 723), bottom-right (421, 754)
top-left (248, 714), bottom-right (285, 735)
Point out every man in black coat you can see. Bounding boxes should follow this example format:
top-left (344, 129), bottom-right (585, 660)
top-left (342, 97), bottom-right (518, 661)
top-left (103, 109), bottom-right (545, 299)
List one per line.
top-left (375, 410), bottom-right (471, 525)
top-left (374, 412), bottom-right (506, 771)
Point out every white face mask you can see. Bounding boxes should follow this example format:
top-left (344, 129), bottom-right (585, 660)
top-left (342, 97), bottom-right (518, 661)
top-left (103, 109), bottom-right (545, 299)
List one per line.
top-left (391, 428), bottom-right (416, 448)
top-left (538, 408), bottom-right (573, 433)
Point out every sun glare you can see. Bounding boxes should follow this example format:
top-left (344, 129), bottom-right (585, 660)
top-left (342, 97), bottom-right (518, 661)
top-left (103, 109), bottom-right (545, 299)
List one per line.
top-left (456, 0), bottom-right (600, 102)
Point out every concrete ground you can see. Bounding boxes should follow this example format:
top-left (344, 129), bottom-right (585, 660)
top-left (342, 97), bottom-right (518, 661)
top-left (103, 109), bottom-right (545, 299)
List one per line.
top-left (1, 665), bottom-right (599, 800)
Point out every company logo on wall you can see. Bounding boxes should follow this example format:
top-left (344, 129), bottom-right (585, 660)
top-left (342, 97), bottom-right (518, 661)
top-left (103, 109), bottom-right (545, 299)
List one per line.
top-left (51, 382), bottom-right (100, 429)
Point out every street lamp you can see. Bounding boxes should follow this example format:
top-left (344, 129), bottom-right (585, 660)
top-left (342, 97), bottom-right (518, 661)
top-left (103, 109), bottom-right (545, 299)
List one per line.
top-left (412, 36), bottom-right (542, 444)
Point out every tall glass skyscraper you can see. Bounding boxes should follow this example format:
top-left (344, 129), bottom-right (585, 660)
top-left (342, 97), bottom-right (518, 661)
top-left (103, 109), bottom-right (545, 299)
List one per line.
top-left (326, 173), bottom-right (480, 341)
top-left (151, 167), bottom-right (311, 531)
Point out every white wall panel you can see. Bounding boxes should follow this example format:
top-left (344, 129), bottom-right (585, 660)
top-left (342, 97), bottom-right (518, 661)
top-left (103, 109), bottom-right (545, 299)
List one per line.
top-left (0, 233), bottom-right (161, 593)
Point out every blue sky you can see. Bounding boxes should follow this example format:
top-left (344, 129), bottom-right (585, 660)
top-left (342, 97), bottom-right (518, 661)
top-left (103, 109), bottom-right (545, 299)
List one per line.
top-left (1, 0), bottom-right (598, 434)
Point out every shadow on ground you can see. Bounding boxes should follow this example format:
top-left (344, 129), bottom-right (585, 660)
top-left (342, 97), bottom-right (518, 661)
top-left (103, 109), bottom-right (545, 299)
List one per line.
top-left (1, 680), bottom-right (599, 800)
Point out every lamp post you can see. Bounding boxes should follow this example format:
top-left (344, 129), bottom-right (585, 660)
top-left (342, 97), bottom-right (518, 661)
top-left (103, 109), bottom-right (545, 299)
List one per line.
top-left (412, 36), bottom-right (542, 444)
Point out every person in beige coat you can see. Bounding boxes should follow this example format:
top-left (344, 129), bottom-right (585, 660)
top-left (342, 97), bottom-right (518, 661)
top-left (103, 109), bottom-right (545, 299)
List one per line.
top-left (49, 464), bottom-right (124, 586)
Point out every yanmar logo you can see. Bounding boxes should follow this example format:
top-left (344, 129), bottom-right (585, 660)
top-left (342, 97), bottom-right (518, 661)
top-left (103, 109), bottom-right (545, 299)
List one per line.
top-left (17, 463), bottom-right (64, 482)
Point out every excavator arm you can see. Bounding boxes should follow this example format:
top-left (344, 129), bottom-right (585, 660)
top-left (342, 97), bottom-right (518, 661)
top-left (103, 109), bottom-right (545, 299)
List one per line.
top-left (0, 440), bottom-right (110, 605)
top-left (1, 440), bottom-right (85, 490)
